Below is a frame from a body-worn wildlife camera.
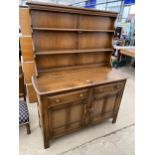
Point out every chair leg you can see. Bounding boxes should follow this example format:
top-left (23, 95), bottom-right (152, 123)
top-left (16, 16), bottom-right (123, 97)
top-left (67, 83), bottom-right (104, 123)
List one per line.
top-left (38, 110), bottom-right (41, 128)
top-left (26, 123), bottom-right (31, 134)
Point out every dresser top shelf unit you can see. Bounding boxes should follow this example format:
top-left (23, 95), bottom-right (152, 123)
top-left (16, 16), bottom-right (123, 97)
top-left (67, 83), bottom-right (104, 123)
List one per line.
top-left (27, 1), bottom-right (121, 93)
top-left (32, 66), bottom-right (126, 95)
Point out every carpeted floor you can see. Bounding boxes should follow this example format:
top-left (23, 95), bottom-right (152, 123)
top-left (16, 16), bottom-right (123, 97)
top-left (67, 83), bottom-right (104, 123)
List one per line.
top-left (19, 66), bottom-right (135, 155)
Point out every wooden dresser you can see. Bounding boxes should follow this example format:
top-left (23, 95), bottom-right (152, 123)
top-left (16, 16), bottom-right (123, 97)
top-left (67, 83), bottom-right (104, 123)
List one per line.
top-left (27, 2), bottom-right (126, 149)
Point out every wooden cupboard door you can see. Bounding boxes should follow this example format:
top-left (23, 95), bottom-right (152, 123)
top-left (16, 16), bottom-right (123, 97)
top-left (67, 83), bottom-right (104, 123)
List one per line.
top-left (46, 90), bottom-right (88, 138)
top-left (89, 82), bottom-right (124, 124)
top-left (48, 101), bottom-right (87, 137)
top-left (89, 94), bottom-right (117, 124)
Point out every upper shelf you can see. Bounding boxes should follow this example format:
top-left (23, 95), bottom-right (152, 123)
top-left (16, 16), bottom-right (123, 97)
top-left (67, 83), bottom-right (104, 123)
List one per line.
top-left (32, 27), bottom-right (115, 33)
top-left (35, 48), bottom-right (114, 55)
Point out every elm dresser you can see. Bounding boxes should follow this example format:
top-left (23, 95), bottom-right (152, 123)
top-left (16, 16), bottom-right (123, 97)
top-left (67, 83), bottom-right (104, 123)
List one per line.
top-left (27, 2), bottom-right (127, 149)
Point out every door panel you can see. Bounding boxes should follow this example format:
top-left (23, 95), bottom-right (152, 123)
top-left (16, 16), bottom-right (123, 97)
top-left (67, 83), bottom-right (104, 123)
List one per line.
top-left (105, 95), bottom-right (116, 112)
top-left (52, 108), bottom-right (66, 128)
top-left (92, 99), bottom-right (103, 116)
top-left (70, 104), bottom-right (82, 122)
top-left (48, 100), bottom-right (87, 137)
top-left (89, 95), bottom-right (117, 124)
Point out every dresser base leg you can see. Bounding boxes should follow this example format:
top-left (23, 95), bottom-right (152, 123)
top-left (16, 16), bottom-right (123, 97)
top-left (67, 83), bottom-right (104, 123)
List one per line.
top-left (112, 119), bottom-right (116, 124)
top-left (43, 137), bottom-right (49, 149)
top-left (112, 115), bottom-right (118, 124)
top-left (44, 141), bottom-right (49, 149)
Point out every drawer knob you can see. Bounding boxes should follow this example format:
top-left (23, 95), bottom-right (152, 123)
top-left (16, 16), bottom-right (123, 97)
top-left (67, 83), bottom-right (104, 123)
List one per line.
top-left (86, 80), bottom-right (93, 84)
top-left (56, 99), bottom-right (60, 103)
top-left (80, 94), bottom-right (84, 98)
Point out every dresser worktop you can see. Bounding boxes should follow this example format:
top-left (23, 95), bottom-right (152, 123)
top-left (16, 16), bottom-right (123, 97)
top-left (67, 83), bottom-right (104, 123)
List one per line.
top-left (32, 67), bottom-right (126, 95)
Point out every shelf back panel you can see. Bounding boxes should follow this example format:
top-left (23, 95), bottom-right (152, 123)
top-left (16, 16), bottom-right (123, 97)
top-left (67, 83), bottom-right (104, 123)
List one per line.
top-left (31, 10), bottom-right (78, 29)
top-left (33, 31), bottom-right (113, 51)
top-left (79, 15), bottom-right (115, 30)
top-left (31, 10), bottom-right (115, 30)
top-left (36, 52), bottom-right (111, 70)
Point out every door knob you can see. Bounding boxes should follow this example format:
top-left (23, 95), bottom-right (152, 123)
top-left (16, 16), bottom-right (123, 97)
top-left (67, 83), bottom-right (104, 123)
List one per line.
top-left (80, 94), bottom-right (84, 98)
top-left (86, 80), bottom-right (93, 84)
top-left (55, 99), bottom-right (60, 103)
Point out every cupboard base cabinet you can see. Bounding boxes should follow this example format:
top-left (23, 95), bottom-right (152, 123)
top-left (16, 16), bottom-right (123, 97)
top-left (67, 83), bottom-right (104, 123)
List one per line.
top-left (33, 67), bottom-right (126, 149)
top-left (26, 2), bottom-right (127, 148)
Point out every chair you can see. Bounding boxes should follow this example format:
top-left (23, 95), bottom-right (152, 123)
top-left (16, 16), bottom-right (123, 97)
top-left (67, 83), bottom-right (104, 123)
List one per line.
top-left (19, 100), bottom-right (31, 134)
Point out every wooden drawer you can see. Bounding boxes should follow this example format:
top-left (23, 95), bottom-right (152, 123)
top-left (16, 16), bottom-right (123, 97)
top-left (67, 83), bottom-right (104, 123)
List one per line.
top-left (94, 82), bottom-right (124, 97)
top-left (47, 89), bottom-right (88, 107)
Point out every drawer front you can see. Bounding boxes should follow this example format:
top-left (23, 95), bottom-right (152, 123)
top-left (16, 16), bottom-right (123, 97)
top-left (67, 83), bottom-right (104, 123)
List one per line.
top-left (47, 89), bottom-right (88, 107)
top-left (94, 81), bottom-right (124, 98)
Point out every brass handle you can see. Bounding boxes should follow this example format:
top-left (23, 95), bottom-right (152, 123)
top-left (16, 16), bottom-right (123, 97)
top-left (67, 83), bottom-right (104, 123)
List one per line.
top-left (86, 80), bottom-right (93, 84)
top-left (80, 94), bottom-right (84, 98)
top-left (55, 99), bottom-right (60, 103)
